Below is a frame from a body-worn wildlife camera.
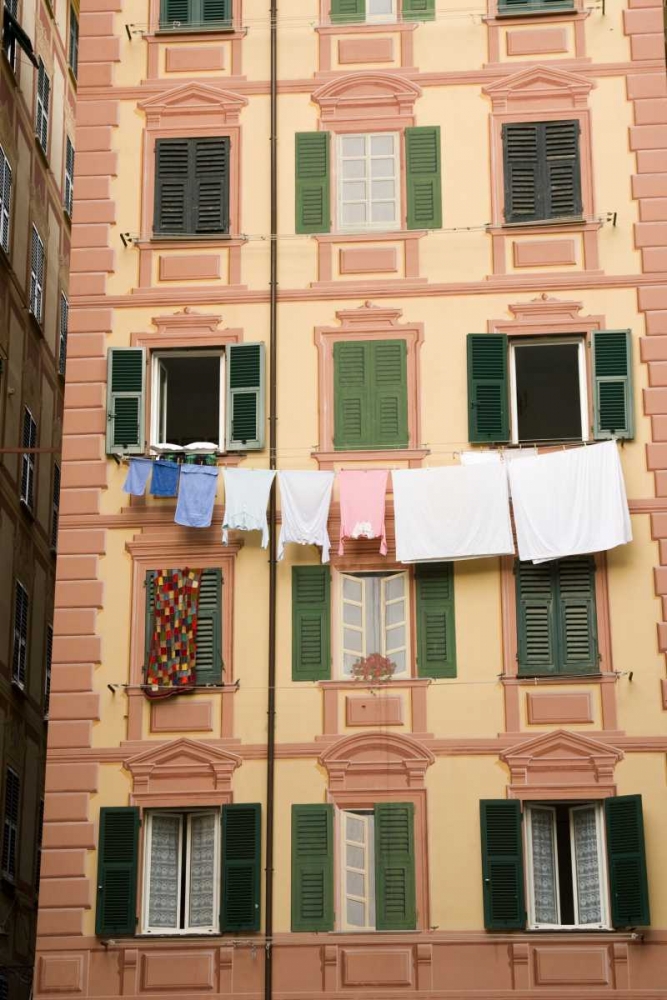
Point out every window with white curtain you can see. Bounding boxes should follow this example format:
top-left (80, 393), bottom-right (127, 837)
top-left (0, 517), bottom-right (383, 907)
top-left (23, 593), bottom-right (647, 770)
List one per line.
top-left (336, 133), bottom-right (399, 232)
top-left (339, 572), bottom-right (408, 678)
top-left (143, 811), bottom-right (220, 934)
top-left (525, 802), bottom-right (609, 929)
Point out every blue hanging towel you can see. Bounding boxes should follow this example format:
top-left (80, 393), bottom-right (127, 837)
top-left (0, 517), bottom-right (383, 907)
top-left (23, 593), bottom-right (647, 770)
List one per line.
top-left (151, 460), bottom-right (181, 498)
top-left (175, 465), bottom-right (219, 528)
top-left (122, 458), bottom-right (153, 496)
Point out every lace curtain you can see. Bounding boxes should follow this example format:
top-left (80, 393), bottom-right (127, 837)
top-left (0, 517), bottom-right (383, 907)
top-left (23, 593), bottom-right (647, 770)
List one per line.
top-left (530, 807), bottom-right (558, 924)
top-left (188, 813), bottom-right (217, 929)
top-left (572, 806), bottom-right (603, 925)
top-left (148, 814), bottom-right (180, 929)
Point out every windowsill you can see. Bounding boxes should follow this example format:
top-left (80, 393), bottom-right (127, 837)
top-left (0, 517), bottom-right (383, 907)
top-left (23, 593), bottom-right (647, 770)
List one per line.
top-left (140, 235), bottom-right (246, 250)
top-left (315, 230), bottom-right (427, 243)
top-left (527, 926), bottom-right (612, 932)
top-left (316, 21), bottom-right (418, 33)
top-left (494, 5), bottom-right (575, 16)
top-left (488, 217), bottom-right (593, 234)
top-left (319, 678), bottom-right (431, 690)
top-left (312, 447), bottom-right (429, 468)
top-left (503, 673), bottom-right (613, 685)
top-left (154, 24), bottom-right (240, 37)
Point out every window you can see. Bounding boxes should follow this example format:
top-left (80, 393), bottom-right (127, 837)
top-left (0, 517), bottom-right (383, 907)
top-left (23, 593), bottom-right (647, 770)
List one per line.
top-left (334, 340), bottom-right (408, 450)
top-left (467, 331), bottom-right (634, 444)
top-left (340, 572), bottom-right (408, 678)
top-left (153, 137), bottom-right (230, 236)
top-left (44, 624), bottom-right (53, 717)
top-left (497, 0), bottom-right (574, 15)
top-left (0, 972), bottom-right (7, 1000)
top-left (35, 797), bottom-right (44, 888)
top-left (159, 0), bottom-right (233, 30)
top-left (35, 58), bottom-right (50, 155)
top-left (1, 768), bottom-right (20, 881)
top-left (58, 294), bottom-right (68, 376)
top-left (64, 137), bottom-right (74, 217)
top-left (340, 810), bottom-right (376, 929)
top-left (95, 804), bottom-right (261, 936)
top-left (20, 406), bottom-right (37, 509)
top-left (337, 133), bottom-right (399, 232)
top-left (502, 120), bottom-right (581, 225)
top-left (3, 0), bottom-right (18, 70)
top-left (12, 581), bottom-right (29, 689)
top-left (0, 145), bottom-right (12, 254)
top-left (68, 5), bottom-right (78, 77)
top-left (151, 351), bottom-right (225, 450)
top-left (29, 225), bottom-right (45, 323)
top-left (330, 0), bottom-right (434, 22)
top-left (51, 463), bottom-right (60, 551)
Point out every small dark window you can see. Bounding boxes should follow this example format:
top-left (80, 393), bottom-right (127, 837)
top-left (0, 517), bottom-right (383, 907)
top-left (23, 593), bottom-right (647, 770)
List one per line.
top-left (153, 136), bottom-right (230, 236)
top-left (69, 6), bottom-right (78, 77)
top-left (12, 581), bottom-right (29, 688)
top-left (64, 138), bottom-right (74, 217)
top-left (1, 767), bottom-right (20, 881)
top-left (513, 341), bottom-right (583, 443)
top-left (153, 353), bottom-right (222, 448)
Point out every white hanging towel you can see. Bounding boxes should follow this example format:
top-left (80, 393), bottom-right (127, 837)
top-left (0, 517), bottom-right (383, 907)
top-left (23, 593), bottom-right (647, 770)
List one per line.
top-left (222, 469), bottom-right (276, 547)
top-left (460, 448), bottom-right (538, 466)
top-left (277, 471), bottom-right (335, 563)
top-left (507, 441), bottom-right (632, 563)
top-left (391, 464), bottom-right (515, 563)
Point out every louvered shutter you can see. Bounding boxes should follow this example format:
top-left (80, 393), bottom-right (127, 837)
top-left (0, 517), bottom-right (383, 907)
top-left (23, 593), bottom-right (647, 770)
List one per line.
top-left (12, 582), bottom-right (28, 688)
top-left (44, 624), bottom-right (53, 716)
top-left (35, 61), bottom-right (50, 154)
top-left (160, 0), bottom-right (191, 26)
top-left (557, 557), bottom-right (598, 674)
top-left (292, 566), bottom-right (330, 681)
top-left (544, 120), bottom-right (581, 220)
top-left (51, 462), bottom-right (60, 550)
top-left (375, 803), bottom-right (417, 931)
top-left (516, 561), bottom-right (557, 676)
top-left (480, 800), bottom-right (525, 930)
top-left (194, 137), bottom-right (229, 234)
top-left (202, 0), bottom-right (232, 27)
top-left (331, 0), bottom-right (365, 22)
top-left (295, 132), bottom-right (330, 234)
top-left (226, 342), bottom-right (265, 451)
top-left (95, 807), bottom-right (140, 936)
top-left (291, 804), bottom-right (334, 931)
top-left (402, 0), bottom-right (436, 18)
top-left (503, 123), bottom-right (539, 224)
top-left (64, 137), bottom-right (74, 217)
top-left (195, 569), bottom-right (223, 685)
top-left (69, 6), bottom-right (79, 77)
top-left (59, 293), bottom-right (69, 376)
top-left (144, 571), bottom-right (156, 674)
top-left (0, 148), bottom-right (11, 254)
top-left (499, 0), bottom-right (573, 12)
top-left (406, 127), bottom-right (441, 229)
top-left (503, 121), bottom-right (581, 224)
top-left (221, 803), bottom-right (261, 931)
top-left (106, 347), bottom-right (145, 455)
top-left (416, 563), bottom-right (456, 678)
top-left (30, 226), bottom-right (45, 323)
top-left (605, 795), bottom-right (650, 927)
top-left (334, 341), bottom-right (370, 450)
top-left (154, 138), bottom-right (190, 234)
top-left (372, 340), bottom-right (409, 448)
top-left (467, 334), bottom-right (509, 443)
top-left (593, 330), bottom-right (634, 440)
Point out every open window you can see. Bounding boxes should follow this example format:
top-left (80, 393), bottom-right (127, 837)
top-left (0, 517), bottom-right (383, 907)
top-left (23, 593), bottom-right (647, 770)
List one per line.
top-left (151, 351), bottom-right (225, 450)
top-left (511, 337), bottom-right (588, 444)
top-left (340, 572), bottom-right (409, 678)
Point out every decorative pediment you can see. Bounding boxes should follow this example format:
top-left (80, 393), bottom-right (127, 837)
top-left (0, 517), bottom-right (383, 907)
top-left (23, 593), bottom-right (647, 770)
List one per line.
top-left (313, 72), bottom-right (422, 124)
top-left (139, 83), bottom-right (248, 128)
top-left (483, 65), bottom-right (594, 112)
top-left (124, 737), bottom-right (242, 806)
top-left (501, 729), bottom-right (623, 800)
top-left (335, 300), bottom-right (404, 329)
top-left (319, 732), bottom-right (434, 791)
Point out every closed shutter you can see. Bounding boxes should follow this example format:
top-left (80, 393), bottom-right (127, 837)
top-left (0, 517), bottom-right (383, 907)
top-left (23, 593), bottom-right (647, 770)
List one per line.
top-left (221, 803), bottom-right (261, 931)
top-left (193, 137), bottom-right (230, 234)
top-left (95, 807), bottom-right (140, 936)
top-left (373, 340), bottom-right (408, 448)
top-left (480, 799), bottom-right (525, 930)
top-left (69, 6), bottom-right (79, 77)
top-left (331, 0), bottom-right (365, 22)
top-left (154, 138), bottom-right (190, 234)
top-left (51, 462), bottom-right (61, 550)
top-left (30, 225), bottom-right (45, 323)
top-left (516, 562), bottom-right (557, 676)
top-left (59, 293), bottom-right (69, 377)
top-left (374, 802), bottom-right (416, 931)
top-left (503, 121), bottom-right (581, 224)
top-left (499, 0), bottom-right (573, 13)
top-left (44, 624), bottom-right (53, 717)
top-left (503, 122), bottom-right (539, 224)
top-left (402, 0), bottom-right (436, 18)
top-left (605, 795), bottom-right (650, 927)
top-left (291, 804), bottom-right (334, 931)
top-left (334, 340), bottom-right (408, 450)
top-left (593, 330), bottom-right (634, 440)
top-left (557, 557), bottom-right (598, 674)
top-left (544, 120), bottom-right (581, 219)
top-left (202, 0), bottom-right (232, 26)
top-left (160, 0), bottom-right (191, 26)
top-left (334, 341), bottom-right (370, 450)
top-left (467, 334), bottom-right (509, 443)
top-left (416, 563), bottom-right (456, 678)
top-left (292, 566), bottom-right (330, 681)
top-left (106, 347), bottom-right (145, 455)
top-left (226, 342), bottom-right (265, 451)
top-left (12, 582), bottom-right (29, 688)
top-left (0, 147), bottom-right (11, 253)
top-left (20, 407), bottom-right (37, 509)
top-left (144, 570), bottom-right (156, 675)
top-left (195, 569), bottom-right (223, 685)
top-left (1, 769), bottom-right (20, 881)
top-left (160, 0), bottom-right (232, 27)
top-left (36, 60), bottom-right (50, 154)
top-left (295, 132), bottom-right (330, 234)
top-left (406, 127), bottom-right (441, 229)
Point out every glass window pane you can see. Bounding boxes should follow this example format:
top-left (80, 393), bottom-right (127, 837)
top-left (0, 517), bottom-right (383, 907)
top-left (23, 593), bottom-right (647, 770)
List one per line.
top-left (385, 575), bottom-right (406, 602)
top-left (572, 807), bottom-right (603, 925)
top-left (343, 181), bottom-right (366, 201)
top-left (386, 600), bottom-right (405, 627)
top-left (347, 871), bottom-right (365, 897)
top-left (342, 203), bottom-right (366, 225)
top-left (148, 814), bottom-right (180, 929)
top-left (390, 649), bottom-right (406, 674)
top-left (343, 652), bottom-right (358, 675)
top-left (342, 159), bottom-right (365, 179)
top-left (371, 180), bottom-right (395, 201)
top-left (371, 135), bottom-right (394, 156)
top-left (347, 845), bottom-right (365, 869)
top-left (343, 577), bottom-right (363, 602)
top-left (188, 813), bottom-right (216, 929)
top-left (344, 627), bottom-right (363, 653)
top-left (370, 157), bottom-right (395, 178)
top-left (347, 898), bottom-right (365, 926)
top-left (385, 624), bottom-right (406, 650)
top-left (530, 808), bottom-right (559, 925)
top-left (346, 814), bottom-right (365, 842)
top-left (343, 603), bottom-right (363, 628)
top-left (371, 202), bottom-right (396, 223)
top-left (342, 136), bottom-right (365, 157)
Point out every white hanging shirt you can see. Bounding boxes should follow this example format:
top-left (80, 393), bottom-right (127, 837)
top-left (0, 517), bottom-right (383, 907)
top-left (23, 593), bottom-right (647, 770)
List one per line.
top-left (391, 464), bottom-right (515, 563)
top-left (222, 469), bottom-right (276, 548)
top-left (277, 471), bottom-right (335, 563)
top-left (507, 441), bottom-right (632, 563)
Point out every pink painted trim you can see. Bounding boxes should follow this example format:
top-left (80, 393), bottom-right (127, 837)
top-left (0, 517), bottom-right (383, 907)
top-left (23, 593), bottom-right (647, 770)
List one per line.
top-left (339, 246), bottom-right (398, 274)
top-left (501, 729), bottom-right (622, 799)
top-left (526, 691), bottom-right (594, 724)
top-left (312, 72), bottom-right (421, 126)
top-left (158, 254), bottom-right (221, 281)
top-left (338, 37), bottom-right (394, 65)
top-left (506, 28), bottom-right (569, 58)
top-left (512, 238), bottom-right (577, 266)
top-left (125, 737), bottom-right (241, 807)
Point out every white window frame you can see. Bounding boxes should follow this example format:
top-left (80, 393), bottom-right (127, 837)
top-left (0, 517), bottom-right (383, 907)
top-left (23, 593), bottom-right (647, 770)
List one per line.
top-left (1, 767), bottom-right (20, 882)
top-left (35, 59), bottom-right (50, 155)
top-left (150, 350), bottom-right (226, 451)
top-left (336, 132), bottom-right (400, 234)
top-left (525, 801), bottom-right (609, 931)
top-left (29, 225), bottom-right (45, 323)
top-left (366, 0), bottom-right (397, 22)
top-left (64, 138), bottom-right (74, 217)
top-left (339, 808), bottom-right (376, 932)
top-left (509, 336), bottom-right (589, 446)
top-left (337, 571), bottom-right (409, 679)
top-left (142, 810), bottom-right (221, 935)
top-left (58, 294), bottom-right (68, 376)
top-left (0, 145), bottom-right (11, 254)
top-left (20, 405), bottom-right (37, 509)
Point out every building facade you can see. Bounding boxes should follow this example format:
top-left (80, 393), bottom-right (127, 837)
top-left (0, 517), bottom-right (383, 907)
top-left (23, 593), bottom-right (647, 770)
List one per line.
top-left (33, 0), bottom-right (667, 997)
top-left (0, 1), bottom-right (77, 997)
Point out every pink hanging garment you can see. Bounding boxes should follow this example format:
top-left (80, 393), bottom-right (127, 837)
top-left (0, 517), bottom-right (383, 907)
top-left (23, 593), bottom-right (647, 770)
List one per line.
top-left (338, 470), bottom-right (389, 556)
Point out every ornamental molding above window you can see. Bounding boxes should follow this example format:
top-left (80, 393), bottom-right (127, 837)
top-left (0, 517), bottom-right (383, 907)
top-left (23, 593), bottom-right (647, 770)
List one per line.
top-left (312, 72), bottom-right (422, 124)
top-left (138, 82), bottom-right (248, 128)
top-left (130, 308), bottom-right (243, 350)
top-left (124, 737), bottom-right (242, 806)
top-left (482, 65), bottom-right (594, 113)
top-left (491, 294), bottom-right (605, 335)
top-left (319, 731), bottom-right (435, 791)
top-left (501, 729), bottom-right (623, 800)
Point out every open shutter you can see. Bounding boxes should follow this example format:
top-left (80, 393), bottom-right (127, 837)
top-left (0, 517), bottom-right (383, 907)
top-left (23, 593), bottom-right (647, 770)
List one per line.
top-left (544, 120), bottom-right (581, 220)
top-left (372, 340), bottom-right (409, 448)
top-left (95, 807), bottom-right (139, 936)
top-left (416, 563), bottom-right (456, 678)
top-left (194, 137), bottom-right (229, 234)
top-left (502, 122), bottom-right (539, 224)
top-left (226, 342), bottom-right (265, 451)
top-left (295, 132), bottom-right (330, 234)
top-left (106, 347), bottom-right (145, 455)
top-left (291, 804), bottom-right (334, 931)
top-left (195, 569), bottom-right (223, 685)
top-left (605, 795), bottom-right (650, 927)
top-left (154, 138), bottom-right (190, 234)
top-left (334, 341), bottom-right (370, 450)
top-left (375, 802), bottom-right (416, 931)
top-left (467, 334), bottom-right (509, 443)
top-left (292, 566), bottom-right (330, 681)
top-left (331, 0), bottom-right (365, 21)
top-left (221, 803), bottom-right (261, 931)
top-left (516, 561), bottom-right (557, 676)
top-left (480, 800), bottom-right (525, 930)
top-left (557, 557), bottom-right (598, 674)
top-left (406, 127), bottom-right (441, 229)
top-left (402, 0), bottom-right (436, 18)
top-left (144, 570), bottom-right (156, 678)
top-left (593, 330), bottom-right (634, 440)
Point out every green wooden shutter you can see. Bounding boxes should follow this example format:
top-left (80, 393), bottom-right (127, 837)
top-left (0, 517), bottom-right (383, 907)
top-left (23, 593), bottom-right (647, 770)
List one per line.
top-left (295, 133), bottom-right (330, 234)
top-left (480, 800), bottom-right (525, 930)
top-left (605, 795), bottom-right (650, 927)
top-left (557, 557), bottom-right (598, 674)
top-left (334, 341), bottom-right (370, 450)
top-left (202, 0), bottom-right (232, 27)
top-left (193, 137), bottom-right (229, 234)
top-left (95, 807), bottom-right (140, 936)
top-left (291, 804), bottom-right (334, 931)
top-left (593, 330), bottom-right (634, 440)
top-left (106, 348), bottom-right (145, 455)
top-left (292, 567), bottom-right (330, 681)
top-left (503, 122), bottom-right (539, 224)
top-left (499, 0), bottom-right (573, 13)
top-left (196, 569), bottom-right (223, 685)
top-left (375, 802), bottom-right (416, 930)
top-left (160, 0), bottom-right (190, 27)
top-left (516, 561), bottom-right (558, 676)
top-left (154, 138), bottom-right (190, 234)
top-left (144, 570), bottom-right (156, 678)
top-left (406, 127), bottom-right (441, 229)
top-left (221, 803), bottom-right (261, 931)
top-left (402, 0), bottom-right (435, 19)
top-left (226, 343), bottom-right (265, 451)
top-left (544, 120), bottom-right (582, 220)
top-left (467, 334), bottom-right (509, 443)
top-left (331, 0), bottom-right (365, 22)
top-left (416, 563), bottom-right (456, 678)
top-left (372, 340), bottom-right (409, 448)
top-left (503, 122), bottom-right (581, 224)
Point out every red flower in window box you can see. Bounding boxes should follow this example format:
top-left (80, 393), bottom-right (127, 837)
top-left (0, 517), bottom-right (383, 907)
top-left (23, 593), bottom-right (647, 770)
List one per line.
top-left (350, 653), bottom-right (396, 684)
